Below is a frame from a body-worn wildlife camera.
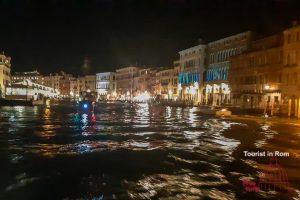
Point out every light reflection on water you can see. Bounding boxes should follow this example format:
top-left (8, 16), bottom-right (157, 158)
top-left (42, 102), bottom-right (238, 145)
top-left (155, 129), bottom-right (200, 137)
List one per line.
top-left (0, 104), bottom-right (299, 200)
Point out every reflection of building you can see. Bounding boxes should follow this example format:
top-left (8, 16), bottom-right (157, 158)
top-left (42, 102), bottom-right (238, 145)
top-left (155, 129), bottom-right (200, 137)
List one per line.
top-left (116, 66), bottom-right (140, 99)
top-left (12, 70), bottom-right (44, 84)
top-left (96, 72), bottom-right (116, 100)
top-left (6, 79), bottom-right (60, 100)
top-left (0, 53), bottom-right (11, 97)
top-left (229, 34), bottom-right (283, 111)
top-left (281, 23), bottom-right (300, 117)
top-left (178, 43), bottom-right (206, 104)
top-left (205, 31), bottom-right (252, 106)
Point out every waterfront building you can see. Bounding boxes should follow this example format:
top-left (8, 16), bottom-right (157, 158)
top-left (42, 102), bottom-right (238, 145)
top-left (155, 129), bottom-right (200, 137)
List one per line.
top-left (44, 72), bottom-right (63, 92)
top-left (229, 34), bottom-right (284, 112)
top-left (76, 75), bottom-right (96, 98)
top-left (6, 79), bottom-right (60, 100)
top-left (172, 61), bottom-right (181, 100)
top-left (178, 42), bottom-right (206, 104)
top-left (205, 31), bottom-right (252, 106)
top-left (155, 67), bottom-right (174, 99)
top-left (44, 71), bottom-right (74, 97)
top-left (12, 70), bottom-right (44, 84)
top-left (281, 23), bottom-right (300, 117)
top-left (70, 78), bottom-right (78, 97)
top-left (133, 68), bottom-right (154, 95)
top-left (96, 72), bottom-right (116, 100)
top-left (116, 66), bottom-right (140, 99)
top-left (58, 73), bottom-right (74, 97)
top-left (0, 53), bottom-right (11, 97)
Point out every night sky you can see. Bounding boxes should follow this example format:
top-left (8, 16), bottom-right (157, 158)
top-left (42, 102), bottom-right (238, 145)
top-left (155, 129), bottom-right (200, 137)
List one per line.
top-left (1, 0), bottom-right (300, 75)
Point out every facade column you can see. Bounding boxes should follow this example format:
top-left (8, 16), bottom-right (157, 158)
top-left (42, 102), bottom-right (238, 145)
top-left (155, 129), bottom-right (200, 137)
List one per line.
top-left (288, 99), bottom-right (292, 117)
top-left (295, 99), bottom-right (298, 118)
top-left (297, 98), bottom-right (300, 118)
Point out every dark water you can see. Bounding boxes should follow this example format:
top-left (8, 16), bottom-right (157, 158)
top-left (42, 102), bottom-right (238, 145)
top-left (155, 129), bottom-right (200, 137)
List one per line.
top-left (0, 103), bottom-right (299, 200)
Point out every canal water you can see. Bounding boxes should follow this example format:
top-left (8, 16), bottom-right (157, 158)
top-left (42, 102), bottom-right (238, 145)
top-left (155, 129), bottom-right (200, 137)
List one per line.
top-left (0, 103), bottom-right (299, 200)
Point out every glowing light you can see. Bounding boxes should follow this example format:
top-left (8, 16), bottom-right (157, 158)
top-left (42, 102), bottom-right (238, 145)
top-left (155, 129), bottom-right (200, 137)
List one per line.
top-left (133, 91), bottom-right (151, 102)
top-left (194, 82), bottom-right (199, 89)
top-left (87, 89), bottom-right (91, 93)
top-left (83, 103), bottom-right (88, 109)
top-left (264, 85), bottom-right (270, 90)
top-left (189, 86), bottom-right (197, 95)
top-left (168, 90), bottom-right (173, 96)
top-left (178, 83), bottom-right (182, 91)
top-left (70, 91), bottom-right (74, 96)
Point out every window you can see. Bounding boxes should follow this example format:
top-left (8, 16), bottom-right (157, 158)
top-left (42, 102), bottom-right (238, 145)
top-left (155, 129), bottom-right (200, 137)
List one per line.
top-left (287, 34), bottom-right (291, 43)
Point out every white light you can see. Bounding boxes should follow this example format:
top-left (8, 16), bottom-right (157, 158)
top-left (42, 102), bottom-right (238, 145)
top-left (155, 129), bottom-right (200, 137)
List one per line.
top-left (264, 85), bottom-right (270, 90)
top-left (189, 86), bottom-right (197, 95)
top-left (178, 83), bottom-right (182, 91)
top-left (87, 89), bottom-right (91, 93)
top-left (133, 91), bottom-right (151, 102)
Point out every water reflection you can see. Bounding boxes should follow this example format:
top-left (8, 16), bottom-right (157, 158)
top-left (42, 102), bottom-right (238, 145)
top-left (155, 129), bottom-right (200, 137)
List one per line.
top-left (0, 104), bottom-right (299, 200)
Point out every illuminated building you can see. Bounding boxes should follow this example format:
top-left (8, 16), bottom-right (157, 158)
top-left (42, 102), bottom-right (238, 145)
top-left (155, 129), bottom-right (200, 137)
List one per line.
top-left (155, 67), bottom-right (175, 99)
top-left (44, 72), bottom-right (63, 91)
top-left (133, 68), bottom-right (155, 97)
top-left (205, 31), bottom-right (252, 106)
top-left (0, 53), bottom-right (11, 98)
top-left (44, 71), bottom-right (74, 98)
top-left (229, 34), bottom-right (283, 111)
top-left (116, 66), bottom-right (140, 99)
top-left (178, 42), bottom-right (206, 104)
top-left (6, 79), bottom-right (60, 100)
top-left (281, 22), bottom-right (300, 117)
top-left (58, 73), bottom-right (74, 97)
top-left (96, 72), bottom-right (116, 100)
top-left (12, 70), bottom-right (44, 84)
top-left (76, 75), bottom-right (96, 97)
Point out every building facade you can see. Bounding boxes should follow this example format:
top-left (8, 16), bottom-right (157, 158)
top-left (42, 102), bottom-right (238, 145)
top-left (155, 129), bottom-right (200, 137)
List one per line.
top-left (178, 44), bottom-right (206, 104)
top-left (116, 66), bottom-right (140, 99)
top-left (6, 79), bottom-right (60, 100)
top-left (12, 70), bottom-right (44, 84)
top-left (44, 72), bottom-right (63, 92)
top-left (155, 68), bottom-right (175, 99)
top-left (58, 73), bottom-right (74, 97)
top-left (281, 24), bottom-right (300, 117)
top-left (96, 72), bottom-right (116, 100)
top-left (0, 53), bottom-right (11, 97)
top-left (205, 31), bottom-right (252, 106)
top-left (229, 34), bottom-right (283, 113)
